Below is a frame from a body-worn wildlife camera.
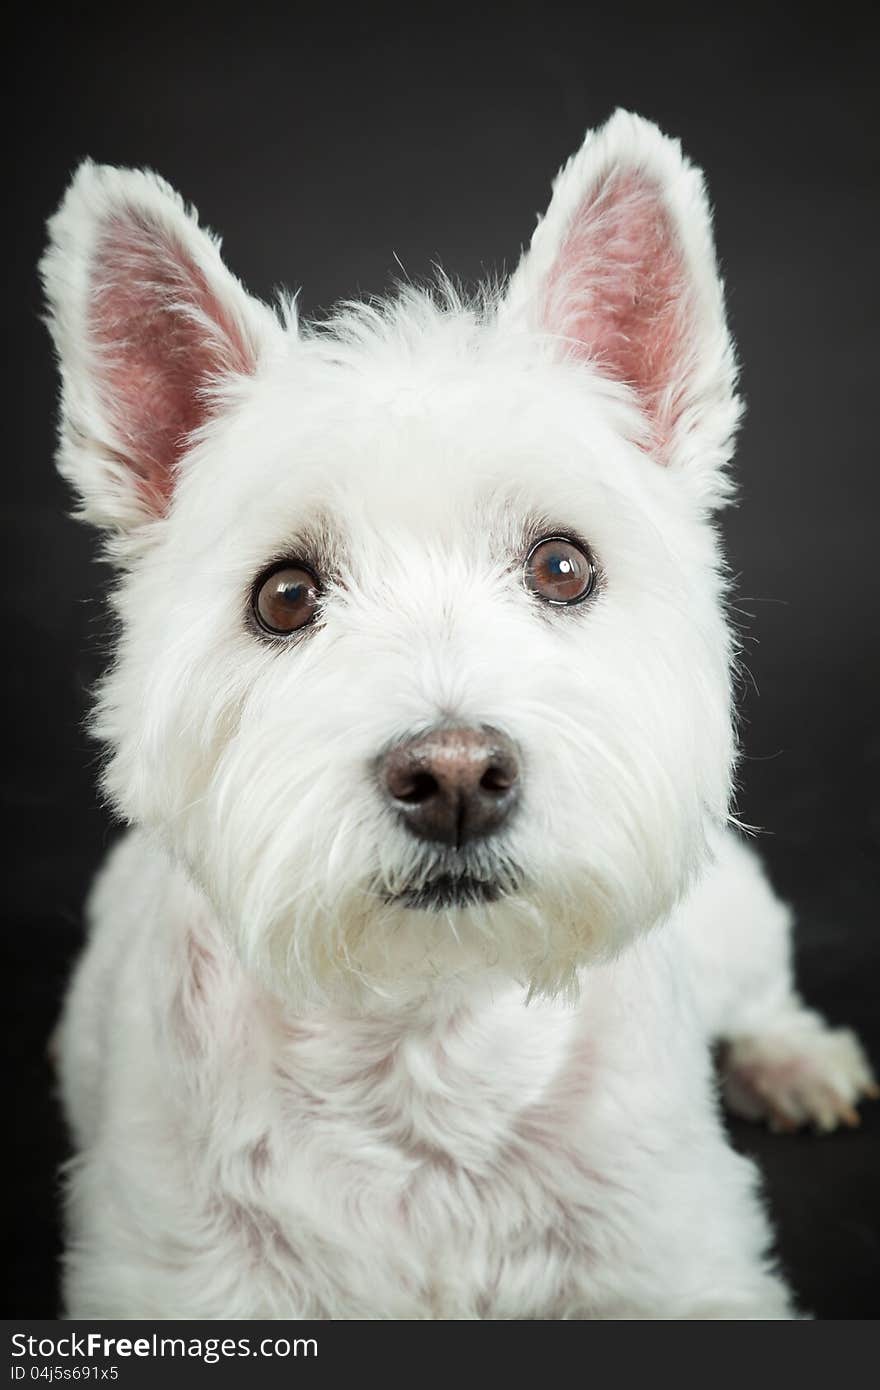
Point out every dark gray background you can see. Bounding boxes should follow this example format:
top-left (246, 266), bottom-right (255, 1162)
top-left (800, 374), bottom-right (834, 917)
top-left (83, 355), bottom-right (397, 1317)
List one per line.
top-left (4, 1), bottom-right (878, 1318)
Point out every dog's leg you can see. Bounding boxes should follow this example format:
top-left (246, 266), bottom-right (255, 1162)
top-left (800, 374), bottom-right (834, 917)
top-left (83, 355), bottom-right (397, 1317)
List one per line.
top-left (54, 839), bottom-right (141, 1152)
top-left (676, 829), bottom-right (877, 1132)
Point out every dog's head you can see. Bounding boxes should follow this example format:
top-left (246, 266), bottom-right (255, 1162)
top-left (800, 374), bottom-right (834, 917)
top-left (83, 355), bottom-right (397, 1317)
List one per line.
top-left (42, 112), bottom-right (740, 1007)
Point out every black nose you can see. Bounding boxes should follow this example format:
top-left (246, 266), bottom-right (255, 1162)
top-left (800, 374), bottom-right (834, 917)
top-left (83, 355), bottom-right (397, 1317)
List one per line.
top-left (382, 726), bottom-right (520, 847)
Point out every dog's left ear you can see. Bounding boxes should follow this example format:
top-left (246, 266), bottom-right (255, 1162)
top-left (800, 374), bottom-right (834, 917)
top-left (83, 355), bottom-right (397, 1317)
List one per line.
top-left (504, 111), bottom-right (741, 504)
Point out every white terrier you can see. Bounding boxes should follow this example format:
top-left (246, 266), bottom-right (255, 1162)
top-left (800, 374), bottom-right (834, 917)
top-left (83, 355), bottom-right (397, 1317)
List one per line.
top-left (42, 111), bottom-right (875, 1319)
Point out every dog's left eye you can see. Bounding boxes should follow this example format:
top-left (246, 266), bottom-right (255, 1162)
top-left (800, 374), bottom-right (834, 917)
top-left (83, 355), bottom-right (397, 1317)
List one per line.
top-left (253, 564), bottom-right (320, 635)
top-left (524, 536), bottom-right (595, 605)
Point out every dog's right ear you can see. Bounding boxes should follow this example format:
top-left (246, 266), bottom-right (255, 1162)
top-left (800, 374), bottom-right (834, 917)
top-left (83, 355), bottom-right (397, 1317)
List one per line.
top-left (41, 163), bottom-right (284, 537)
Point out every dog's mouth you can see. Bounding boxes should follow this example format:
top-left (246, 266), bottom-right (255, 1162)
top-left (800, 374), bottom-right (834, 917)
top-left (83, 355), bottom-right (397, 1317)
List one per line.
top-left (386, 873), bottom-right (512, 912)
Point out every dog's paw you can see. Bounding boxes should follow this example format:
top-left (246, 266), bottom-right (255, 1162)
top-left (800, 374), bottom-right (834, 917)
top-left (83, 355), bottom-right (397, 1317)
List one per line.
top-left (721, 1021), bottom-right (879, 1134)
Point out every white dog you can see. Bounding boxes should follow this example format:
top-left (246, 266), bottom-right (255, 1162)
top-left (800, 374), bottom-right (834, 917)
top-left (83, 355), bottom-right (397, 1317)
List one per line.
top-left (42, 111), bottom-right (875, 1319)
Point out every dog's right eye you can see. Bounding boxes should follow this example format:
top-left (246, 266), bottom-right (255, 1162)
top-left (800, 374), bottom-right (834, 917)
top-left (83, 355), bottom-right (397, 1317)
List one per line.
top-left (523, 536), bottom-right (595, 606)
top-left (252, 564), bottom-right (320, 635)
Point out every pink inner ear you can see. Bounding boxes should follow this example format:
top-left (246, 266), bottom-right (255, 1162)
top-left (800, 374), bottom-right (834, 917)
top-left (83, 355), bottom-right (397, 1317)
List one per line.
top-left (90, 209), bottom-right (255, 513)
top-left (541, 170), bottom-right (693, 455)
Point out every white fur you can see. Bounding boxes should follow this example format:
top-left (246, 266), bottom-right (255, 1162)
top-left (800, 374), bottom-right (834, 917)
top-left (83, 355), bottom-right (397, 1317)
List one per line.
top-left (43, 111), bottom-right (874, 1319)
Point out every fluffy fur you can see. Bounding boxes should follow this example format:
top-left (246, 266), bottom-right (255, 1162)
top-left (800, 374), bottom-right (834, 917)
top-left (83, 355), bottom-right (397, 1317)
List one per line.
top-left (42, 110), bottom-right (875, 1319)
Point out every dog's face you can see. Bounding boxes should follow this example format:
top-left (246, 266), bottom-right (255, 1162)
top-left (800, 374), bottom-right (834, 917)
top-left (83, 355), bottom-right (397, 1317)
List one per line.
top-left (43, 113), bottom-right (741, 1007)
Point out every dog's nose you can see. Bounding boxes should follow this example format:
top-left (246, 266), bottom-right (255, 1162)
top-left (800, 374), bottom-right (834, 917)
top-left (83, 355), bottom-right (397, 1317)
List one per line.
top-left (382, 726), bottom-right (520, 847)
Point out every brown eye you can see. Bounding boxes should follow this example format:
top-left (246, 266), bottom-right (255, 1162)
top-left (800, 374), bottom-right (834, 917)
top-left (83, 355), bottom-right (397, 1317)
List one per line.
top-left (253, 564), bottom-right (320, 635)
top-left (524, 536), bottom-right (595, 606)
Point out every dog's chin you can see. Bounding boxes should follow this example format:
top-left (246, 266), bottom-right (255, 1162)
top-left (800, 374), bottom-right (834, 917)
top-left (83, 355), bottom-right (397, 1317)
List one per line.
top-left (387, 873), bottom-right (510, 913)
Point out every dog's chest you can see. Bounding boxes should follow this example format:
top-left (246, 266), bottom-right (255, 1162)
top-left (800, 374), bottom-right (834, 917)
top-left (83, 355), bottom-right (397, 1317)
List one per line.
top-left (217, 990), bottom-right (616, 1317)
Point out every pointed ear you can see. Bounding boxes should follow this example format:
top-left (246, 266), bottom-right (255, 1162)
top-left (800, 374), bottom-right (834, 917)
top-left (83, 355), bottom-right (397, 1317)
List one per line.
top-left (41, 162), bottom-right (284, 534)
top-left (504, 111), bottom-right (741, 502)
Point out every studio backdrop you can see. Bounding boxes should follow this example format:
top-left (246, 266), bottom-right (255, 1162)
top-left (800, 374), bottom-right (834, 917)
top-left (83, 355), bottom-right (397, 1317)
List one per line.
top-left (4, 1), bottom-right (878, 1319)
